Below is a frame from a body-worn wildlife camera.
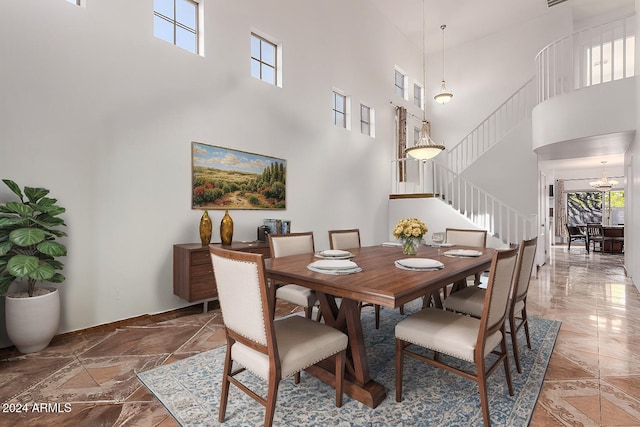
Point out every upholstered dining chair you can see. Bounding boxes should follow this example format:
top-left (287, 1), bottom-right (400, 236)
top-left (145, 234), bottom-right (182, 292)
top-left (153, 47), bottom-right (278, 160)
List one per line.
top-left (445, 227), bottom-right (488, 293)
top-left (209, 247), bottom-right (347, 427)
top-left (328, 229), bottom-right (381, 329)
top-left (395, 247), bottom-right (518, 427)
top-left (269, 232), bottom-right (318, 319)
top-left (328, 228), bottom-right (361, 250)
top-left (444, 237), bottom-right (538, 373)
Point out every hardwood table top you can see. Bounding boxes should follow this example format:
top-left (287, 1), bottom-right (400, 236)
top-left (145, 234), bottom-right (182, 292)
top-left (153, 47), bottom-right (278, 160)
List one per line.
top-left (265, 244), bottom-right (495, 309)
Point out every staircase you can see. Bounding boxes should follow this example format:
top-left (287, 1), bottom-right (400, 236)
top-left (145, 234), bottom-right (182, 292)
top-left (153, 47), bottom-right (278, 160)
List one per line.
top-left (391, 78), bottom-right (538, 247)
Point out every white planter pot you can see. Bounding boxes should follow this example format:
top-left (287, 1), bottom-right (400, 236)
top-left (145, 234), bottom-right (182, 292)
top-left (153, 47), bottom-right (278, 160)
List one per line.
top-left (5, 287), bottom-right (60, 353)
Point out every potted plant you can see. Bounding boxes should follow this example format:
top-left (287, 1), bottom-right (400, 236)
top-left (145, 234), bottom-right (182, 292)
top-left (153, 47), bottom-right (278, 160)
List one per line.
top-left (0, 179), bottom-right (67, 353)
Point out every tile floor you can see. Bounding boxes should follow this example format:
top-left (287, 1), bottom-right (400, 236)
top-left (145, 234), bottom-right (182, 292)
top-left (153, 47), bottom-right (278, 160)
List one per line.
top-left (0, 245), bottom-right (638, 426)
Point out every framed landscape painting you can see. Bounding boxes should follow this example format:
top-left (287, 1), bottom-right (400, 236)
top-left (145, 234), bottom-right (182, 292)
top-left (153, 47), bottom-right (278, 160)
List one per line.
top-left (192, 142), bottom-right (286, 210)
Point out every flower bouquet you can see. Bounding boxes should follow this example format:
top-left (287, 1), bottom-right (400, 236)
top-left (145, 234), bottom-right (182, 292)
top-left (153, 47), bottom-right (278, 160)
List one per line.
top-left (393, 217), bottom-right (428, 255)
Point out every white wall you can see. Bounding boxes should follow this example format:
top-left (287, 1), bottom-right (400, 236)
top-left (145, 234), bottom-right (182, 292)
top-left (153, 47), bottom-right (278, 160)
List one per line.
top-left (625, 0), bottom-right (640, 284)
top-left (0, 0), bottom-right (425, 346)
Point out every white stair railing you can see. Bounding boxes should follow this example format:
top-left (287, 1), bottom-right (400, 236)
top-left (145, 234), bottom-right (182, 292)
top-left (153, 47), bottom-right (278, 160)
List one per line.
top-left (447, 78), bottom-right (536, 175)
top-left (535, 15), bottom-right (635, 103)
top-left (389, 159), bottom-right (537, 246)
top-left (433, 162), bottom-right (537, 246)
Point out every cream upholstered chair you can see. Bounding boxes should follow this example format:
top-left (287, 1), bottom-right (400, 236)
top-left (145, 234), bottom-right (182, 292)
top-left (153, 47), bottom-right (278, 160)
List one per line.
top-left (445, 227), bottom-right (488, 292)
top-left (269, 232), bottom-right (318, 319)
top-left (328, 229), bottom-right (361, 250)
top-left (444, 237), bottom-right (538, 373)
top-left (210, 247), bottom-right (347, 427)
top-left (445, 227), bottom-right (488, 247)
top-left (395, 247), bottom-right (518, 427)
top-left (328, 229), bottom-right (381, 329)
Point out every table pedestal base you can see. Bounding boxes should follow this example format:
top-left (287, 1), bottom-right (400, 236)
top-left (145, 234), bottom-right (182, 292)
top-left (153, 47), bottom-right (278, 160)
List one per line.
top-left (305, 361), bottom-right (387, 408)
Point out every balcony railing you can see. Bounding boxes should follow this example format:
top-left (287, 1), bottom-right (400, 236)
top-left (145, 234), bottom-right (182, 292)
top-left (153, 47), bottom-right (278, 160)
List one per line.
top-left (535, 15), bottom-right (636, 103)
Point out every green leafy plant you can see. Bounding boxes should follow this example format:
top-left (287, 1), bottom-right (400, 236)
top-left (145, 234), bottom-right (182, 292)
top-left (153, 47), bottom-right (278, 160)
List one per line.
top-left (0, 179), bottom-right (67, 296)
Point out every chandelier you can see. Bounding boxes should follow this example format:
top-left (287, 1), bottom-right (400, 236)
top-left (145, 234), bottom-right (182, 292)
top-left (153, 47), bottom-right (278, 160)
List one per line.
top-left (406, 0), bottom-right (445, 161)
top-left (590, 161), bottom-right (619, 191)
top-left (434, 24), bottom-right (453, 104)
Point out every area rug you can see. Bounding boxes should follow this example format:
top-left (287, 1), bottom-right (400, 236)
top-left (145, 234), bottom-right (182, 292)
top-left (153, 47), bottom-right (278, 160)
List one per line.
top-left (138, 301), bottom-right (560, 426)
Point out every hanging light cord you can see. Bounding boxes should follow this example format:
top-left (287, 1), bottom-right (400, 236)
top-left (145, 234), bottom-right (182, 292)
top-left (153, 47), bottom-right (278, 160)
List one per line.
top-left (441, 24), bottom-right (446, 83)
top-left (422, 0), bottom-right (426, 119)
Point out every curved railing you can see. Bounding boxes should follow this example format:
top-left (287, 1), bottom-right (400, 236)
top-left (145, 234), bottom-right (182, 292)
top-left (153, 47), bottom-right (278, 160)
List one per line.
top-left (535, 15), bottom-right (635, 104)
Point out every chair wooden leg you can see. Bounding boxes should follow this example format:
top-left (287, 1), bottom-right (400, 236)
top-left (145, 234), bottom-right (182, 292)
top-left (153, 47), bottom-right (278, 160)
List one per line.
top-left (264, 377), bottom-right (280, 427)
top-left (335, 350), bottom-right (345, 407)
top-left (522, 307), bottom-right (532, 349)
top-left (218, 345), bottom-right (233, 423)
top-left (294, 372), bottom-right (300, 384)
top-left (399, 305), bottom-right (405, 315)
top-left (374, 304), bottom-right (380, 329)
top-left (395, 339), bottom-right (405, 402)
top-left (509, 313), bottom-right (522, 374)
top-left (476, 358), bottom-right (491, 427)
top-left (501, 336), bottom-right (514, 395)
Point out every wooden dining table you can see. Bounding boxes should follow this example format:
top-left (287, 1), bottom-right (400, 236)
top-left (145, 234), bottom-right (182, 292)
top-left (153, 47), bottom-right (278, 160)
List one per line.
top-left (264, 244), bottom-right (495, 408)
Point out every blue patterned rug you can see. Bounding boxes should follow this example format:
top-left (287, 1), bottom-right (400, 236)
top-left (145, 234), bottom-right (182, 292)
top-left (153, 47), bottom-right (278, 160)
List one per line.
top-left (138, 301), bottom-right (560, 426)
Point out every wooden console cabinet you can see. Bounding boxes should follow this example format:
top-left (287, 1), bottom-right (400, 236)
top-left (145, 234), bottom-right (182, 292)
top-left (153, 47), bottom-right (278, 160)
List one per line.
top-left (173, 242), bottom-right (271, 303)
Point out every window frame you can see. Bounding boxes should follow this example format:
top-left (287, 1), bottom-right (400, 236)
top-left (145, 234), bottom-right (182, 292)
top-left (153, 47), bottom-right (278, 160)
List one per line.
top-left (251, 33), bottom-right (281, 87)
top-left (413, 81), bottom-right (424, 110)
top-left (360, 103), bottom-right (375, 137)
top-left (332, 90), bottom-right (351, 130)
top-left (153, 0), bottom-right (201, 55)
top-left (395, 68), bottom-right (408, 100)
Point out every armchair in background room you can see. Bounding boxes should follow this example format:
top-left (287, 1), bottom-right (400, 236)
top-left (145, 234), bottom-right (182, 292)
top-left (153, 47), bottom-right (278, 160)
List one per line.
top-left (565, 224), bottom-right (586, 250)
top-left (586, 223), bottom-right (604, 253)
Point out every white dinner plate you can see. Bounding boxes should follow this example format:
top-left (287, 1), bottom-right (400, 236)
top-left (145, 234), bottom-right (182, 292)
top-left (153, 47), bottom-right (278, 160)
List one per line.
top-left (396, 258), bottom-right (444, 270)
top-left (443, 249), bottom-right (483, 257)
top-left (308, 259), bottom-right (359, 270)
top-left (315, 249), bottom-right (353, 259)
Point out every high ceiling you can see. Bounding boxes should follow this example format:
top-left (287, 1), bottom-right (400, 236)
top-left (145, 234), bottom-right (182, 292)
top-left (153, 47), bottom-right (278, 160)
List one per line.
top-left (371, 0), bottom-right (635, 174)
top-left (371, 0), bottom-right (635, 54)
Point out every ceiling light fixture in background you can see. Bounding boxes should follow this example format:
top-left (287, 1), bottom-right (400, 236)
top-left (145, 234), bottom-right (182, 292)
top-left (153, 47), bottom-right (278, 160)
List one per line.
top-left (590, 161), bottom-right (619, 191)
top-left (434, 24), bottom-right (453, 104)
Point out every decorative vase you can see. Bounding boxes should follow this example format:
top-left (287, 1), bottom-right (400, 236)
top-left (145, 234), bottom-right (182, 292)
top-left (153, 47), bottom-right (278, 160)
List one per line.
top-left (6, 287), bottom-right (60, 354)
top-left (199, 210), bottom-right (212, 246)
top-left (401, 237), bottom-right (421, 255)
top-left (220, 210), bottom-right (234, 245)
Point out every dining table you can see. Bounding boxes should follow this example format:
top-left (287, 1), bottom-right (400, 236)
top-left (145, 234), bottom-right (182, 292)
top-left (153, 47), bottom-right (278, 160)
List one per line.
top-left (264, 244), bottom-right (495, 408)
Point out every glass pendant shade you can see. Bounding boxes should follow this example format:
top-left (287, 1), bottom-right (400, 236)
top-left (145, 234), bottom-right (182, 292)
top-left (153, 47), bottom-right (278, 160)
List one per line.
top-left (406, 120), bottom-right (445, 160)
top-left (434, 24), bottom-right (453, 104)
top-left (434, 80), bottom-right (453, 104)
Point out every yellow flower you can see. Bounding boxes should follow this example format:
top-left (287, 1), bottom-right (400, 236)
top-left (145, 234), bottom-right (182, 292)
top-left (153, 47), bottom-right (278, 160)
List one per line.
top-left (393, 217), bottom-right (428, 240)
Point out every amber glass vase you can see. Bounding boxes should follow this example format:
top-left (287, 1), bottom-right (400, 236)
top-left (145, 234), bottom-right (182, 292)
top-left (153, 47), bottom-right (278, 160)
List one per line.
top-left (199, 210), bottom-right (212, 246)
top-left (220, 210), bottom-right (234, 245)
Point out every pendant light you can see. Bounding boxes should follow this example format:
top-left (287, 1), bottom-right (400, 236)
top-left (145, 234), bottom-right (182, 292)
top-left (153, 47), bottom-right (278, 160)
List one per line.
top-left (406, 0), bottom-right (445, 161)
top-left (434, 24), bottom-right (453, 104)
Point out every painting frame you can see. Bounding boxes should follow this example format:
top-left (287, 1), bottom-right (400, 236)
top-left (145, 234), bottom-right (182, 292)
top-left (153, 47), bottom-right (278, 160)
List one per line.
top-left (191, 142), bottom-right (287, 210)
